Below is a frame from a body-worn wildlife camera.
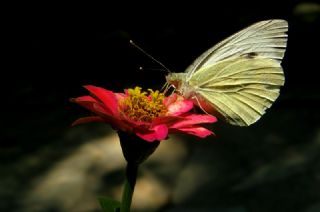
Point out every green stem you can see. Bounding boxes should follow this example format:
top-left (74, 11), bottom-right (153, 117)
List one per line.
top-left (120, 163), bottom-right (138, 212)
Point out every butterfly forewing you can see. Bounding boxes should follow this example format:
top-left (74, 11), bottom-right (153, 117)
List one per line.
top-left (185, 19), bottom-right (288, 80)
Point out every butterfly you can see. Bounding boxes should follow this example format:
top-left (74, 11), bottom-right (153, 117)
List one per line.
top-left (165, 19), bottom-right (288, 126)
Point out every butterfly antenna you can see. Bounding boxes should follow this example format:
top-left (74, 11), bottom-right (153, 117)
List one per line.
top-left (139, 66), bottom-right (167, 72)
top-left (130, 40), bottom-right (171, 73)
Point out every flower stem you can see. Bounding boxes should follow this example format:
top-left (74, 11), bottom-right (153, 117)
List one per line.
top-left (120, 163), bottom-right (138, 212)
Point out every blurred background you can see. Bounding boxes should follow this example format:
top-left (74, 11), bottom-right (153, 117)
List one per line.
top-left (2, 1), bottom-right (320, 211)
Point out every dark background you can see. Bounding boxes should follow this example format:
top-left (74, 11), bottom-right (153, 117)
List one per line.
top-left (2, 1), bottom-right (320, 211)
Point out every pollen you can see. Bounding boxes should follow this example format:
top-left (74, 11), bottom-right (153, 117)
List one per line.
top-left (120, 87), bottom-right (167, 122)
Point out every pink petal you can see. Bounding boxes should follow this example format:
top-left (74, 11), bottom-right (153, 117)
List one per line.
top-left (71, 96), bottom-right (102, 112)
top-left (121, 116), bottom-right (151, 128)
top-left (71, 116), bottom-right (104, 126)
top-left (152, 116), bottom-right (185, 127)
top-left (167, 99), bottom-right (193, 116)
top-left (172, 127), bottom-right (214, 138)
top-left (84, 85), bottom-right (119, 116)
top-left (104, 116), bottom-right (133, 132)
top-left (171, 114), bottom-right (217, 129)
top-left (71, 95), bottom-right (96, 102)
top-left (115, 93), bottom-right (125, 101)
top-left (76, 115), bottom-right (133, 132)
top-left (136, 124), bottom-right (168, 142)
top-left (70, 95), bottom-right (98, 108)
top-left (163, 93), bottom-right (177, 106)
top-left (71, 96), bottom-right (112, 116)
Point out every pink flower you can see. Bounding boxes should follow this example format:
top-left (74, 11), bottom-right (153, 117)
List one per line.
top-left (70, 85), bottom-right (217, 142)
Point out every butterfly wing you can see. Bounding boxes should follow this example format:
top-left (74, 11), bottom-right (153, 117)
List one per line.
top-left (184, 19), bottom-right (288, 126)
top-left (185, 19), bottom-right (288, 81)
top-left (190, 57), bottom-right (284, 126)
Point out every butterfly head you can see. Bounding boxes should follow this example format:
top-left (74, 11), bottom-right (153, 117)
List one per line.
top-left (165, 73), bottom-right (187, 91)
top-left (166, 72), bottom-right (196, 99)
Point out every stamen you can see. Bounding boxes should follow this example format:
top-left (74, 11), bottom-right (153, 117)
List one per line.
top-left (119, 87), bottom-right (167, 122)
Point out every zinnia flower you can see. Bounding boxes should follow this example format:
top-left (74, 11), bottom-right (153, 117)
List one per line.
top-left (70, 85), bottom-right (217, 142)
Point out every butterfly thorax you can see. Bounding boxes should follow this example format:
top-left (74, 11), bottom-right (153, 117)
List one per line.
top-left (166, 73), bottom-right (195, 98)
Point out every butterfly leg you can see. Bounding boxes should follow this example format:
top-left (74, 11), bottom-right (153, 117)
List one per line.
top-left (162, 83), bottom-right (176, 96)
top-left (191, 95), bottom-right (210, 115)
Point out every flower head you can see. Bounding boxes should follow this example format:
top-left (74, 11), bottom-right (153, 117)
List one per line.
top-left (71, 85), bottom-right (217, 142)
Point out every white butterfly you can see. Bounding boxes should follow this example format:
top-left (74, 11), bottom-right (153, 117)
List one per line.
top-left (166, 19), bottom-right (288, 126)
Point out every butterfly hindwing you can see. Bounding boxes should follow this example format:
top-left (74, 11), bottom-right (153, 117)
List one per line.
top-left (191, 57), bottom-right (284, 126)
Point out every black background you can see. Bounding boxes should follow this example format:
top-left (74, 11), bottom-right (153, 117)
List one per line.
top-left (2, 1), bottom-right (320, 211)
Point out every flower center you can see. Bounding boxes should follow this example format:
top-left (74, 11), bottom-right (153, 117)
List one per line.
top-left (120, 87), bottom-right (167, 122)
